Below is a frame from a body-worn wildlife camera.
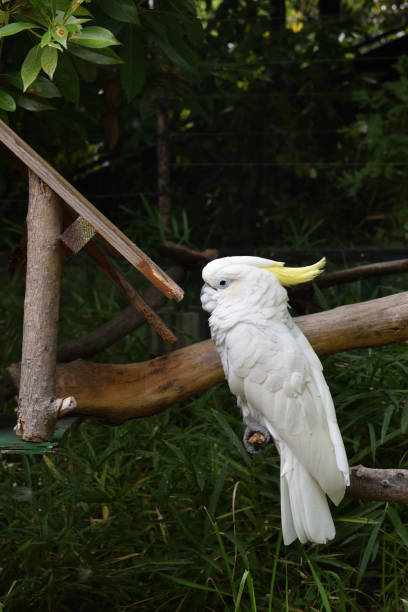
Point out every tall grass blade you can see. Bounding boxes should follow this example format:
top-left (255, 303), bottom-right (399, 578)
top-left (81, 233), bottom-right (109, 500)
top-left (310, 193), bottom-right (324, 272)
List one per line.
top-left (234, 569), bottom-right (249, 611)
top-left (304, 553), bottom-right (332, 612)
top-left (247, 570), bottom-right (257, 612)
top-left (268, 529), bottom-right (282, 612)
top-left (356, 519), bottom-right (382, 586)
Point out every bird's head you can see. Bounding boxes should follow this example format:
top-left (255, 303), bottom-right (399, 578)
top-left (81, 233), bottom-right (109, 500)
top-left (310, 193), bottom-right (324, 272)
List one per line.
top-left (200, 255), bottom-right (325, 314)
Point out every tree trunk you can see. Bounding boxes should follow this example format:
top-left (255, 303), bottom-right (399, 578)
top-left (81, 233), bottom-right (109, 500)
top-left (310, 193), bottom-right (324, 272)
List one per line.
top-left (15, 172), bottom-right (75, 441)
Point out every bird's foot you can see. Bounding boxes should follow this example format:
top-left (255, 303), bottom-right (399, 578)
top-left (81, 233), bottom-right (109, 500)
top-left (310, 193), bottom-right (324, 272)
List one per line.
top-left (243, 422), bottom-right (272, 455)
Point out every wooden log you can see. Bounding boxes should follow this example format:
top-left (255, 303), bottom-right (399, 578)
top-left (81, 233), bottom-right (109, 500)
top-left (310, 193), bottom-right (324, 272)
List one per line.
top-left (9, 290), bottom-right (408, 425)
top-left (15, 172), bottom-right (76, 441)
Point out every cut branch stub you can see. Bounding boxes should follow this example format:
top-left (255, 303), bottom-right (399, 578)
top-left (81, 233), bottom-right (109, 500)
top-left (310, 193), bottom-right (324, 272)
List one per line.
top-left (16, 172), bottom-right (76, 441)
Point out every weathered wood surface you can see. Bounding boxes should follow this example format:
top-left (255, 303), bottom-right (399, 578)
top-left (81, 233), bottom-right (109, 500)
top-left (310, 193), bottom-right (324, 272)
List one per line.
top-left (9, 290), bottom-right (408, 424)
top-left (16, 173), bottom-right (76, 441)
top-left (295, 291), bottom-right (408, 356)
top-left (347, 465), bottom-right (408, 504)
top-left (0, 119), bottom-right (183, 302)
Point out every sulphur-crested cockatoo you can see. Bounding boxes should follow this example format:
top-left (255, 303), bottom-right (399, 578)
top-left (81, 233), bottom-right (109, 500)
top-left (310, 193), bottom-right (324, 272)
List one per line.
top-left (200, 256), bottom-right (349, 545)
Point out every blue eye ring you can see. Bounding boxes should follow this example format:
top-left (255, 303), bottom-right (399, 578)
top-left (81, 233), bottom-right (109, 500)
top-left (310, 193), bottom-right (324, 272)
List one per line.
top-left (216, 278), bottom-right (231, 289)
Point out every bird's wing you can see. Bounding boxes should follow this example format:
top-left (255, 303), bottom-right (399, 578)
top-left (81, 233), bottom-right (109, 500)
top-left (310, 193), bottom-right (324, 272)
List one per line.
top-left (226, 322), bottom-right (348, 502)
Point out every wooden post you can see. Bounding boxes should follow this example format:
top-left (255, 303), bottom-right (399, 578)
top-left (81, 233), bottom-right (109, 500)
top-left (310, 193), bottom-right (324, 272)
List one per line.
top-left (15, 171), bottom-right (75, 441)
top-left (156, 86), bottom-right (171, 228)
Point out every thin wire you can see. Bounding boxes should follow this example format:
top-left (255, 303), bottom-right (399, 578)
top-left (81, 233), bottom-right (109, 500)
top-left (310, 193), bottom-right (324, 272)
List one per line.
top-left (170, 129), bottom-right (346, 136)
top-left (168, 91), bottom-right (356, 99)
top-left (198, 10), bottom-right (408, 23)
top-left (1, 192), bottom-right (159, 202)
top-left (206, 54), bottom-right (402, 68)
top-left (170, 161), bottom-right (408, 167)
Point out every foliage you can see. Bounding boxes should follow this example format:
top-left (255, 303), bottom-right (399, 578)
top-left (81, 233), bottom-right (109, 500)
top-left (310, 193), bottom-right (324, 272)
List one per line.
top-left (0, 0), bottom-right (202, 113)
top-left (1, 341), bottom-right (408, 610)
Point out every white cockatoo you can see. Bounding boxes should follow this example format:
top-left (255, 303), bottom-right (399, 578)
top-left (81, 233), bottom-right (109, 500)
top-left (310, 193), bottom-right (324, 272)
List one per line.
top-left (200, 256), bottom-right (349, 545)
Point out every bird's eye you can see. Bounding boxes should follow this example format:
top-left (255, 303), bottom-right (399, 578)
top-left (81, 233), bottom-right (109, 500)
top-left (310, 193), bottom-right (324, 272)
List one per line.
top-left (216, 278), bottom-right (231, 289)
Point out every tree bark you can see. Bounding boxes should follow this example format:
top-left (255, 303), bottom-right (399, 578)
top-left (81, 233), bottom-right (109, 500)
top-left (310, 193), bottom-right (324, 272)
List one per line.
top-left (346, 465), bottom-right (408, 504)
top-left (9, 290), bottom-right (408, 425)
top-left (15, 172), bottom-right (75, 441)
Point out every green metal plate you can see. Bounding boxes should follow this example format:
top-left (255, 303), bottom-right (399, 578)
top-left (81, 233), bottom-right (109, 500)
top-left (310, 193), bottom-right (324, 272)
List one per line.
top-left (0, 415), bottom-right (78, 454)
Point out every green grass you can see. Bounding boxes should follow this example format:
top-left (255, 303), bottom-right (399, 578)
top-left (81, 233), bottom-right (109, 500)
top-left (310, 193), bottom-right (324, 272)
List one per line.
top-left (1, 263), bottom-right (408, 610)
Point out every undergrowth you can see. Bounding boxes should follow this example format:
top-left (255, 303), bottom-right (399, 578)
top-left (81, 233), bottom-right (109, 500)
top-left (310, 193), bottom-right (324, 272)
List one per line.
top-left (1, 262), bottom-right (408, 610)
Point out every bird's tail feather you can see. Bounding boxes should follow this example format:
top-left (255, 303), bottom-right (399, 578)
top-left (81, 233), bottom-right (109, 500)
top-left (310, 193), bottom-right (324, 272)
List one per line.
top-left (281, 447), bottom-right (335, 545)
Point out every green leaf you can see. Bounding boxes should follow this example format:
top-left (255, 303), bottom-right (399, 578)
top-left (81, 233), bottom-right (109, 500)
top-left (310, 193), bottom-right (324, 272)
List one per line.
top-left (304, 554), bottom-right (332, 612)
top-left (21, 45), bottom-right (42, 92)
top-left (51, 25), bottom-right (69, 48)
top-left (27, 75), bottom-right (61, 98)
top-left (380, 404), bottom-right (394, 442)
top-left (72, 56), bottom-right (97, 82)
top-left (69, 45), bottom-right (124, 65)
top-left (388, 507), bottom-right (408, 547)
top-left (401, 400), bottom-right (408, 433)
top-left (40, 30), bottom-right (52, 47)
top-left (99, 0), bottom-right (140, 24)
top-left (14, 94), bottom-right (54, 111)
top-left (356, 519), bottom-right (382, 586)
top-left (73, 26), bottom-right (121, 49)
top-left (0, 89), bottom-right (16, 111)
top-left (0, 22), bottom-right (39, 37)
top-left (54, 53), bottom-right (79, 105)
top-left (119, 26), bottom-right (146, 101)
top-left (368, 422), bottom-right (376, 463)
top-left (0, 110), bottom-right (9, 124)
top-left (149, 29), bottom-right (197, 74)
top-left (41, 46), bottom-right (58, 79)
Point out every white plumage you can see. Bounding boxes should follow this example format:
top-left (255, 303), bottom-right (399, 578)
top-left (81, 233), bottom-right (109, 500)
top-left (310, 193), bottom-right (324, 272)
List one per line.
top-left (201, 256), bottom-right (349, 545)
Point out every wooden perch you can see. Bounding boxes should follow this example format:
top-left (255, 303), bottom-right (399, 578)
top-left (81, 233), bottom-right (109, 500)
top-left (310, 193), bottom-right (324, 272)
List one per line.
top-left (15, 172), bottom-right (76, 441)
top-left (9, 290), bottom-right (408, 424)
top-left (317, 258), bottom-right (408, 288)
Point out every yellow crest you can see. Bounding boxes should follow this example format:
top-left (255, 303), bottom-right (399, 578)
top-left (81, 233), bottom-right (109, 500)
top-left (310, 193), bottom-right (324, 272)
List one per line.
top-left (261, 257), bottom-right (326, 286)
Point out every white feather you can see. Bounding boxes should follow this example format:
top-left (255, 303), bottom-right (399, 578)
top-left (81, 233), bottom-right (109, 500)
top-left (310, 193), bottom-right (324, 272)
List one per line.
top-left (201, 257), bottom-right (349, 545)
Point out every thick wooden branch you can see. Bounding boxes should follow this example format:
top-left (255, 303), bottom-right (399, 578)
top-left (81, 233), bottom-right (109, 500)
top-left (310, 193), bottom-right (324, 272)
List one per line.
top-left (9, 291), bottom-right (408, 425)
top-left (16, 173), bottom-right (76, 441)
top-left (157, 240), bottom-right (219, 268)
top-left (316, 258), bottom-right (408, 288)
